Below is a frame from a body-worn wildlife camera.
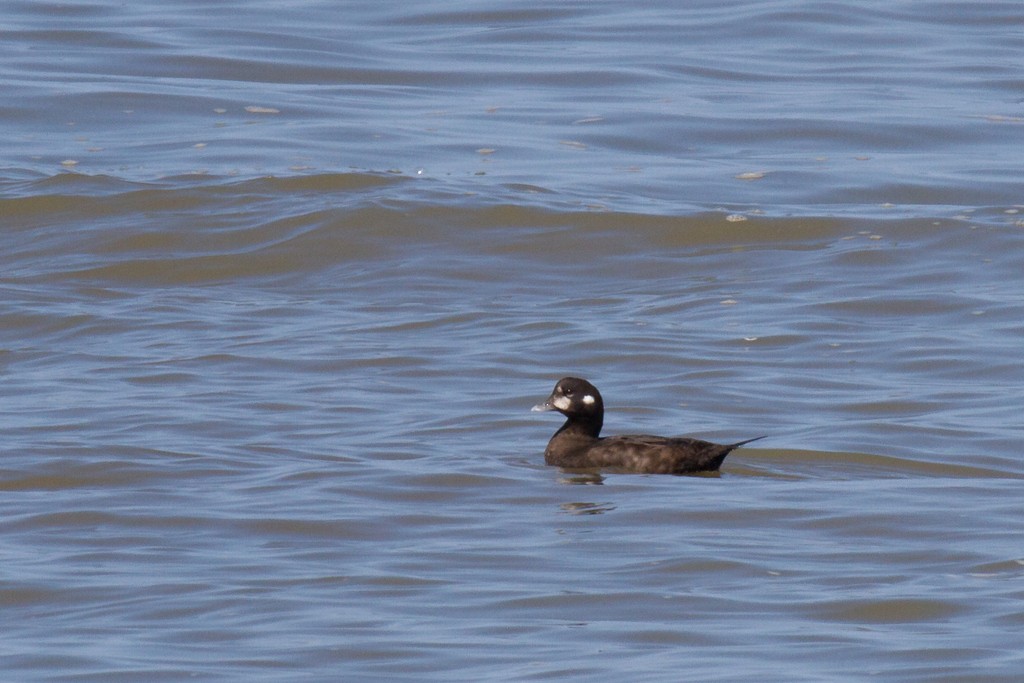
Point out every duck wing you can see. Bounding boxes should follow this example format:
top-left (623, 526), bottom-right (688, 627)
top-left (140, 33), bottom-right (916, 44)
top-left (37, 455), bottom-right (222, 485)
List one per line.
top-left (590, 434), bottom-right (764, 474)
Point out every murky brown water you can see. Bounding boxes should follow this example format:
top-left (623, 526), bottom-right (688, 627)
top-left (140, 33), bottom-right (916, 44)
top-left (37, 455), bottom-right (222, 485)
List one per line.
top-left (3, 1), bottom-right (1024, 680)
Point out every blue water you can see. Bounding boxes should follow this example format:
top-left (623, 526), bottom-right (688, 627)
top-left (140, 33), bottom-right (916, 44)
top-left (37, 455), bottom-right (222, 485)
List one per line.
top-left (2, 1), bottom-right (1024, 681)
top-left (7, 1), bottom-right (1023, 211)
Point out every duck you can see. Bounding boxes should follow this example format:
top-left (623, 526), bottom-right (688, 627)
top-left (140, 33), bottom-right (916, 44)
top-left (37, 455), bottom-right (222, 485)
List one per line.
top-left (532, 377), bottom-right (763, 474)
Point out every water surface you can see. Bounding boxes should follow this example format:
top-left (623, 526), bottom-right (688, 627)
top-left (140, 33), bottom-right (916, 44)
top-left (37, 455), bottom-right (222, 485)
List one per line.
top-left (2, 1), bottom-right (1024, 680)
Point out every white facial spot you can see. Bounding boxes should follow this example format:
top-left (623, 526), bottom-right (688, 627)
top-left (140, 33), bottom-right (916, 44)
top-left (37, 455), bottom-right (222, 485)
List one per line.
top-left (582, 394), bottom-right (595, 405)
top-left (553, 396), bottom-right (571, 411)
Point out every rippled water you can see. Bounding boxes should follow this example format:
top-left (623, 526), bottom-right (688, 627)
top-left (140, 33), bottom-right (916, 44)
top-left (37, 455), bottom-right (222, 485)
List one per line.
top-left (3, 1), bottom-right (1024, 680)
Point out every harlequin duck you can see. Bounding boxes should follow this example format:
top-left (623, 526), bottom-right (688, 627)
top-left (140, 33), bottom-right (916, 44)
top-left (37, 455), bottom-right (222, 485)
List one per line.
top-left (532, 377), bottom-right (763, 474)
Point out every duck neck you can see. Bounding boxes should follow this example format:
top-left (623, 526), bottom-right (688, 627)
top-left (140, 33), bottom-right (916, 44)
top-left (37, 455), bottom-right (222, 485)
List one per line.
top-left (556, 414), bottom-right (602, 439)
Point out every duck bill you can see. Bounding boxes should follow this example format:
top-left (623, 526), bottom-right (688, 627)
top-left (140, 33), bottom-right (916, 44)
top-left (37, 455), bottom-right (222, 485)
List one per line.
top-left (533, 392), bottom-right (571, 412)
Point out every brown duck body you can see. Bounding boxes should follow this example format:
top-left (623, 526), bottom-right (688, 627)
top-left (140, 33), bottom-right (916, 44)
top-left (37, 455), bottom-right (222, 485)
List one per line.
top-left (543, 429), bottom-right (755, 474)
top-left (533, 377), bottom-right (762, 474)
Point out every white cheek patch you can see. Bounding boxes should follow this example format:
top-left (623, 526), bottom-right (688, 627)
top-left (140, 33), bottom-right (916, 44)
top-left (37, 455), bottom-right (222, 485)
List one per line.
top-left (582, 395), bottom-right (595, 405)
top-left (553, 396), bottom-right (571, 411)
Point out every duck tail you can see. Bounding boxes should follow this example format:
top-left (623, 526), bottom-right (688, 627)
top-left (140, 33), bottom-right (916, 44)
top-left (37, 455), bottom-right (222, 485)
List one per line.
top-left (730, 435), bottom-right (766, 449)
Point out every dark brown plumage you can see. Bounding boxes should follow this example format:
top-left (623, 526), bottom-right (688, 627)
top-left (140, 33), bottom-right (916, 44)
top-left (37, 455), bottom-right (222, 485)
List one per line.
top-left (532, 377), bottom-right (763, 474)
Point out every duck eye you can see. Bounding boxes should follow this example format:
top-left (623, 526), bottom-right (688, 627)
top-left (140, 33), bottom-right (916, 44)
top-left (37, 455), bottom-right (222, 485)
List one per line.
top-left (562, 387), bottom-right (574, 397)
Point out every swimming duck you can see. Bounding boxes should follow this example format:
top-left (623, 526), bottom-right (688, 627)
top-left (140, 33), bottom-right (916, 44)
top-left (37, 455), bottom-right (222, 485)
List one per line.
top-left (533, 377), bottom-right (762, 474)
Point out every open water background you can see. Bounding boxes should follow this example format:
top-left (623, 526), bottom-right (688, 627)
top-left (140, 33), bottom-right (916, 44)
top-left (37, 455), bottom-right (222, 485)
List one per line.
top-left (3, 1), bottom-right (1024, 680)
